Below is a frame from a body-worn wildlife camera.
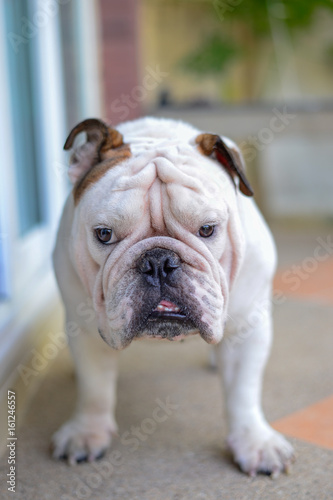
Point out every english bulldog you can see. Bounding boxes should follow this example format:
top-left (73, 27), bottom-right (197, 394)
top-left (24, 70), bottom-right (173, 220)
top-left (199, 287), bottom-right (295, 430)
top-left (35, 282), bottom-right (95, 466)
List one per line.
top-left (52, 117), bottom-right (294, 476)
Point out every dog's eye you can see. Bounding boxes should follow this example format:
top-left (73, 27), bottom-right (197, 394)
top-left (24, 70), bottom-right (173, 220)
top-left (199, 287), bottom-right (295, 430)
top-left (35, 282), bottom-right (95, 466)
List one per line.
top-left (199, 225), bottom-right (215, 238)
top-left (95, 228), bottom-right (113, 244)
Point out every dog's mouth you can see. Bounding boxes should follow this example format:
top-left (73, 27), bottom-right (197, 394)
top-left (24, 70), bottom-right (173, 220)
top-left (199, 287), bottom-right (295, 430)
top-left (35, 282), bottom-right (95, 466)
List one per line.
top-left (148, 300), bottom-right (186, 321)
top-left (126, 295), bottom-right (215, 345)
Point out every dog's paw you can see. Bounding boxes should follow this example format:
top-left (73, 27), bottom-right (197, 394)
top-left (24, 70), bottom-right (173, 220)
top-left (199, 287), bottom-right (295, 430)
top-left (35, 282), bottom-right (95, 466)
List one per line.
top-left (51, 414), bottom-right (117, 465)
top-left (227, 423), bottom-right (295, 477)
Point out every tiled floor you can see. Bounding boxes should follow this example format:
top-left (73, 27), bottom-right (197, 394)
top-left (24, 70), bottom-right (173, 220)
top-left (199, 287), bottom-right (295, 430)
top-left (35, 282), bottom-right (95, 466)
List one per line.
top-left (273, 396), bottom-right (333, 450)
top-left (273, 250), bottom-right (333, 452)
top-left (1, 226), bottom-right (333, 499)
top-left (274, 256), bottom-right (333, 306)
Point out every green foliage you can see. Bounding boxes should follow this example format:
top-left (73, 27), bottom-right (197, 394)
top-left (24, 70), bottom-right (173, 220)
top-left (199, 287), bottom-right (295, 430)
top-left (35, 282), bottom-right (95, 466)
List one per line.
top-left (213, 0), bottom-right (333, 33)
top-left (179, 34), bottom-right (239, 75)
top-left (178, 0), bottom-right (333, 77)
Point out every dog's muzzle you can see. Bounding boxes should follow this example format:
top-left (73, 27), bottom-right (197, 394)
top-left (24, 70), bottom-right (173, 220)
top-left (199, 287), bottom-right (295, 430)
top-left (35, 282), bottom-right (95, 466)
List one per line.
top-left (136, 248), bottom-right (190, 329)
top-left (102, 246), bottom-right (220, 348)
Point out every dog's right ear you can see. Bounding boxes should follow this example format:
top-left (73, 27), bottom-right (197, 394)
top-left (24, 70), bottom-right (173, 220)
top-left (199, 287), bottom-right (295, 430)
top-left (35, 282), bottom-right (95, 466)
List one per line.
top-left (64, 118), bottom-right (125, 184)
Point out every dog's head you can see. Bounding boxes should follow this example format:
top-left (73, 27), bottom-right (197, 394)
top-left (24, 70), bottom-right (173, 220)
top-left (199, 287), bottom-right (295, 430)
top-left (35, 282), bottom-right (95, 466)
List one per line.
top-left (64, 117), bottom-right (253, 349)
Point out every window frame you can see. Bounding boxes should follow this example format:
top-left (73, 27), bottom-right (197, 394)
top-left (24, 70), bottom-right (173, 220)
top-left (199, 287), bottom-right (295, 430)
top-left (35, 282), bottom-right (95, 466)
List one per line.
top-left (0, 0), bottom-right (103, 385)
top-left (0, 0), bottom-right (68, 328)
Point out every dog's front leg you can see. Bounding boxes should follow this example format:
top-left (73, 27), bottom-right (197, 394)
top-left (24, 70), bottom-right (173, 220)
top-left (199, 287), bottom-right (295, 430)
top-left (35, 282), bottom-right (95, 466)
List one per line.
top-left (52, 326), bottom-right (118, 464)
top-left (215, 308), bottom-right (294, 477)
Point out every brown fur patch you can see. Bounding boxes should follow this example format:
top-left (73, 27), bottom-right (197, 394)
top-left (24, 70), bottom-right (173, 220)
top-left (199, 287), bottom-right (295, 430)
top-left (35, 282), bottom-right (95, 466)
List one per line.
top-left (101, 127), bottom-right (123, 152)
top-left (195, 133), bottom-right (254, 197)
top-left (73, 144), bottom-right (131, 205)
top-left (195, 133), bottom-right (219, 156)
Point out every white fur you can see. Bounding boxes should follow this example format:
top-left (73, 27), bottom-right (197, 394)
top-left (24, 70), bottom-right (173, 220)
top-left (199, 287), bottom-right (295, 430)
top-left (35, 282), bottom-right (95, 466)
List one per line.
top-left (52, 117), bottom-right (294, 474)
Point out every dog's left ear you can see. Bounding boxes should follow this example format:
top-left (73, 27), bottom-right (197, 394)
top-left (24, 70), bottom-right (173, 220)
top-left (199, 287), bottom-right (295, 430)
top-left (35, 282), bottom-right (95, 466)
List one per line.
top-left (195, 133), bottom-right (254, 197)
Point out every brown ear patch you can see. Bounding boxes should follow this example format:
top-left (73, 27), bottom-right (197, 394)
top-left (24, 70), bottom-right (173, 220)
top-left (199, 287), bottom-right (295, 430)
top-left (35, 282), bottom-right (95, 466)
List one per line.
top-left (73, 144), bottom-right (131, 205)
top-left (64, 118), bottom-right (124, 158)
top-left (64, 118), bottom-right (131, 201)
top-left (196, 133), bottom-right (220, 156)
top-left (196, 133), bottom-right (254, 197)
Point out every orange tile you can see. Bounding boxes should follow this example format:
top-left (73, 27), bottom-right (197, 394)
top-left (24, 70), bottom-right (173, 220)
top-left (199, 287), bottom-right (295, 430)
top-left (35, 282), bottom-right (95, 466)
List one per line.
top-left (274, 257), bottom-right (333, 305)
top-left (272, 396), bottom-right (333, 450)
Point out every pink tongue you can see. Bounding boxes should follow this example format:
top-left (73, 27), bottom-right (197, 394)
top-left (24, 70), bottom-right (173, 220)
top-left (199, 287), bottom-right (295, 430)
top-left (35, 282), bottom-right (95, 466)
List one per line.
top-left (159, 300), bottom-right (177, 308)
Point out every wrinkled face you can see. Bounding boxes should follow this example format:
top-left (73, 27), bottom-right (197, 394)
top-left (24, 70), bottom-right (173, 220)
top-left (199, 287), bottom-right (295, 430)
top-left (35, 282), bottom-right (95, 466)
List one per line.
top-left (71, 142), bottom-right (244, 349)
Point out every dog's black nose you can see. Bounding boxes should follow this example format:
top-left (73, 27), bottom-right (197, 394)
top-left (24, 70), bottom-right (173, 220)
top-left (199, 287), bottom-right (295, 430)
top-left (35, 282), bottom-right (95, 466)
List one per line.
top-left (137, 248), bottom-right (180, 287)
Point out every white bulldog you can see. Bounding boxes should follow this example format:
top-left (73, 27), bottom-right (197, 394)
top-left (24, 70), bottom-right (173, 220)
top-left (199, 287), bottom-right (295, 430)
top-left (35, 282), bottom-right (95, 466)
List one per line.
top-left (52, 117), bottom-right (294, 476)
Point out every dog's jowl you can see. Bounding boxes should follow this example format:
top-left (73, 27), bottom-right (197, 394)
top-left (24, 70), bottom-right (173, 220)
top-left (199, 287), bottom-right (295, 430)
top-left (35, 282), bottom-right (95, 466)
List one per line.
top-left (52, 117), bottom-right (294, 475)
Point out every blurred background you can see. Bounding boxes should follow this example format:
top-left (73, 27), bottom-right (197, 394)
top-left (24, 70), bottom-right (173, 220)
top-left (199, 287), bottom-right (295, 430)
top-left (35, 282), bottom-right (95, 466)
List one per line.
top-left (1, 0), bottom-right (333, 478)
